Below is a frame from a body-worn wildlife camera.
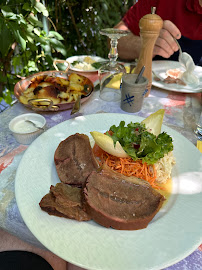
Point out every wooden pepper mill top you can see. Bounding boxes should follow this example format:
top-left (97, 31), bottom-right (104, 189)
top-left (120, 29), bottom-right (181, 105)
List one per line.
top-left (134, 7), bottom-right (163, 97)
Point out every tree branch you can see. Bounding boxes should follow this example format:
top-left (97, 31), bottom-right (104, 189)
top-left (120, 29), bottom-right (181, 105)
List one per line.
top-left (66, 1), bottom-right (88, 53)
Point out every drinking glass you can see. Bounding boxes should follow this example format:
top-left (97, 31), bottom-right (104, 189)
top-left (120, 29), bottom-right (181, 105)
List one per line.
top-left (98, 28), bottom-right (129, 102)
top-left (195, 105), bottom-right (202, 139)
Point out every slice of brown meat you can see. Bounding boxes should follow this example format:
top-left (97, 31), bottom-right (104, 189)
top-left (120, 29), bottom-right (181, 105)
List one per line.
top-left (39, 183), bottom-right (91, 221)
top-left (83, 166), bottom-right (165, 230)
top-left (163, 76), bottom-right (186, 85)
top-left (54, 133), bottom-right (99, 186)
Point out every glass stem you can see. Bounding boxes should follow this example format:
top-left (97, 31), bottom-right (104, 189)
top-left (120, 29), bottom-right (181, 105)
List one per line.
top-left (108, 38), bottom-right (118, 65)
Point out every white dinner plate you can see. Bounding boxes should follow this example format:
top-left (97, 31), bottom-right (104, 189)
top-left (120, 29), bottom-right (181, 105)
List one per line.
top-left (15, 113), bottom-right (202, 270)
top-left (152, 60), bottom-right (202, 93)
top-left (66, 55), bottom-right (107, 72)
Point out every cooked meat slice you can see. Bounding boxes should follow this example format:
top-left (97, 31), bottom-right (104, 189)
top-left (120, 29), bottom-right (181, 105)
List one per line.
top-left (39, 183), bottom-right (91, 221)
top-left (83, 167), bottom-right (165, 230)
top-left (163, 76), bottom-right (186, 85)
top-left (50, 182), bottom-right (81, 207)
top-left (54, 133), bottom-right (98, 186)
top-left (39, 193), bottom-right (69, 218)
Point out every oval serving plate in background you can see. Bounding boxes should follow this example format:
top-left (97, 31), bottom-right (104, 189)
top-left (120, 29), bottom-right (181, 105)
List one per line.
top-left (66, 55), bottom-right (107, 72)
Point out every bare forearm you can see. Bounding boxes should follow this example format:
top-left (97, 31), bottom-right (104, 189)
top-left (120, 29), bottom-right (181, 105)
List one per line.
top-left (114, 19), bottom-right (181, 61)
top-left (117, 33), bottom-right (142, 60)
top-left (114, 21), bottom-right (142, 60)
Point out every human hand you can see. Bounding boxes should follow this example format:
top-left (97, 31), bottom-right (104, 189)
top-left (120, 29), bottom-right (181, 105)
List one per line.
top-left (153, 20), bottom-right (181, 58)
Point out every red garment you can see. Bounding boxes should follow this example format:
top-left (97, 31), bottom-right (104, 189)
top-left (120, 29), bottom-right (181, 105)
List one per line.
top-left (123, 0), bottom-right (202, 40)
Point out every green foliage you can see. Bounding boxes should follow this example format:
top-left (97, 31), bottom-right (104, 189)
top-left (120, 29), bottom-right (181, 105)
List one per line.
top-left (48, 0), bottom-right (131, 58)
top-left (0, 0), bottom-right (134, 105)
top-left (0, 0), bottom-right (68, 103)
top-left (109, 121), bottom-right (174, 164)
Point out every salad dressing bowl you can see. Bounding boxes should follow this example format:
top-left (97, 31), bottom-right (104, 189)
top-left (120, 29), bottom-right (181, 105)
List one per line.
top-left (9, 113), bottom-right (46, 145)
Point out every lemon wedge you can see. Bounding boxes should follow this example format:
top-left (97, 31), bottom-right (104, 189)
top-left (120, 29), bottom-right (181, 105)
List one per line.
top-left (105, 66), bottom-right (130, 89)
top-left (105, 73), bottom-right (123, 89)
top-left (90, 131), bottom-right (129, 158)
top-left (141, 109), bottom-right (165, 136)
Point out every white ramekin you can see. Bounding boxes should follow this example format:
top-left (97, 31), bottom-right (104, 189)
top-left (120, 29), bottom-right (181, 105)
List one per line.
top-left (9, 113), bottom-right (46, 145)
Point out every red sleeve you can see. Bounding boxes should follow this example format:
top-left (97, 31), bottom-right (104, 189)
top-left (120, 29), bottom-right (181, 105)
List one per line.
top-left (123, 0), bottom-right (158, 36)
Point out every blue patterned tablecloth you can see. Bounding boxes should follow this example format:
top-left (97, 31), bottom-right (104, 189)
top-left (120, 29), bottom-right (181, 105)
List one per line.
top-left (0, 82), bottom-right (201, 269)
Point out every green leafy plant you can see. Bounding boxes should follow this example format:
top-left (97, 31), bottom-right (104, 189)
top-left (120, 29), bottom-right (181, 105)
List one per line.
top-left (108, 121), bottom-right (174, 164)
top-left (48, 0), bottom-right (132, 58)
top-left (0, 0), bottom-right (135, 105)
top-left (0, 0), bottom-right (68, 104)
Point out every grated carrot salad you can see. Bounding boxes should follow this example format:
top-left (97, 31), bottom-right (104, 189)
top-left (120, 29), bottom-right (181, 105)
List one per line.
top-left (93, 143), bottom-right (162, 190)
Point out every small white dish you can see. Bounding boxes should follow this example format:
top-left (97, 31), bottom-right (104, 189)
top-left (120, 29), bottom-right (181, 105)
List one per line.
top-left (9, 113), bottom-right (46, 145)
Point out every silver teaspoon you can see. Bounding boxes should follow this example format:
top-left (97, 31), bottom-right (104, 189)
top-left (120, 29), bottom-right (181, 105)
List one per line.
top-left (25, 120), bottom-right (45, 131)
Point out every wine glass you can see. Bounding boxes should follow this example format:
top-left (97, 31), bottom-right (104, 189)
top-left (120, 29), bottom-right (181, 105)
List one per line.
top-left (194, 95), bottom-right (202, 140)
top-left (98, 28), bottom-right (130, 102)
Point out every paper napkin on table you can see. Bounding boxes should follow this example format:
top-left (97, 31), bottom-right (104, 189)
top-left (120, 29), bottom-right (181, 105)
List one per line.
top-left (197, 140), bottom-right (202, 153)
top-left (105, 66), bottom-right (130, 89)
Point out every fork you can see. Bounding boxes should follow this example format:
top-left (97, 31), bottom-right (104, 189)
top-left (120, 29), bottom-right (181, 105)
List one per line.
top-left (152, 71), bottom-right (162, 81)
top-left (70, 84), bottom-right (93, 115)
top-left (174, 38), bottom-right (182, 59)
top-left (70, 95), bottom-right (81, 115)
top-left (174, 38), bottom-right (195, 69)
top-left (174, 38), bottom-right (186, 66)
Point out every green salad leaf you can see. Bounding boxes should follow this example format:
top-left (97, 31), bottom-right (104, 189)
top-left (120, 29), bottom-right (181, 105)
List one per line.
top-left (71, 60), bottom-right (106, 69)
top-left (107, 121), bottom-right (173, 164)
top-left (72, 60), bottom-right (80, 66)
top-left (91, 62), bottom-right (104, 69)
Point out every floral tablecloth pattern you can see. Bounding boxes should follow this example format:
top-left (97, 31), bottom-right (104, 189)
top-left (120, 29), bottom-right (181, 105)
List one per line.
top-left (0, 71), bottom-right (201, 269)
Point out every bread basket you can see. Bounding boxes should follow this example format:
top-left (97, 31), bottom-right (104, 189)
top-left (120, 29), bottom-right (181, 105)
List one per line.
top-left (14, 60), bottom-right (94, 112)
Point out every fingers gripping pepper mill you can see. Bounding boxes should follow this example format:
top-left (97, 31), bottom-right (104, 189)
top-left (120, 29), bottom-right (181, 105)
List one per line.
top-left (134, 7), bottom-right (163, 97)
